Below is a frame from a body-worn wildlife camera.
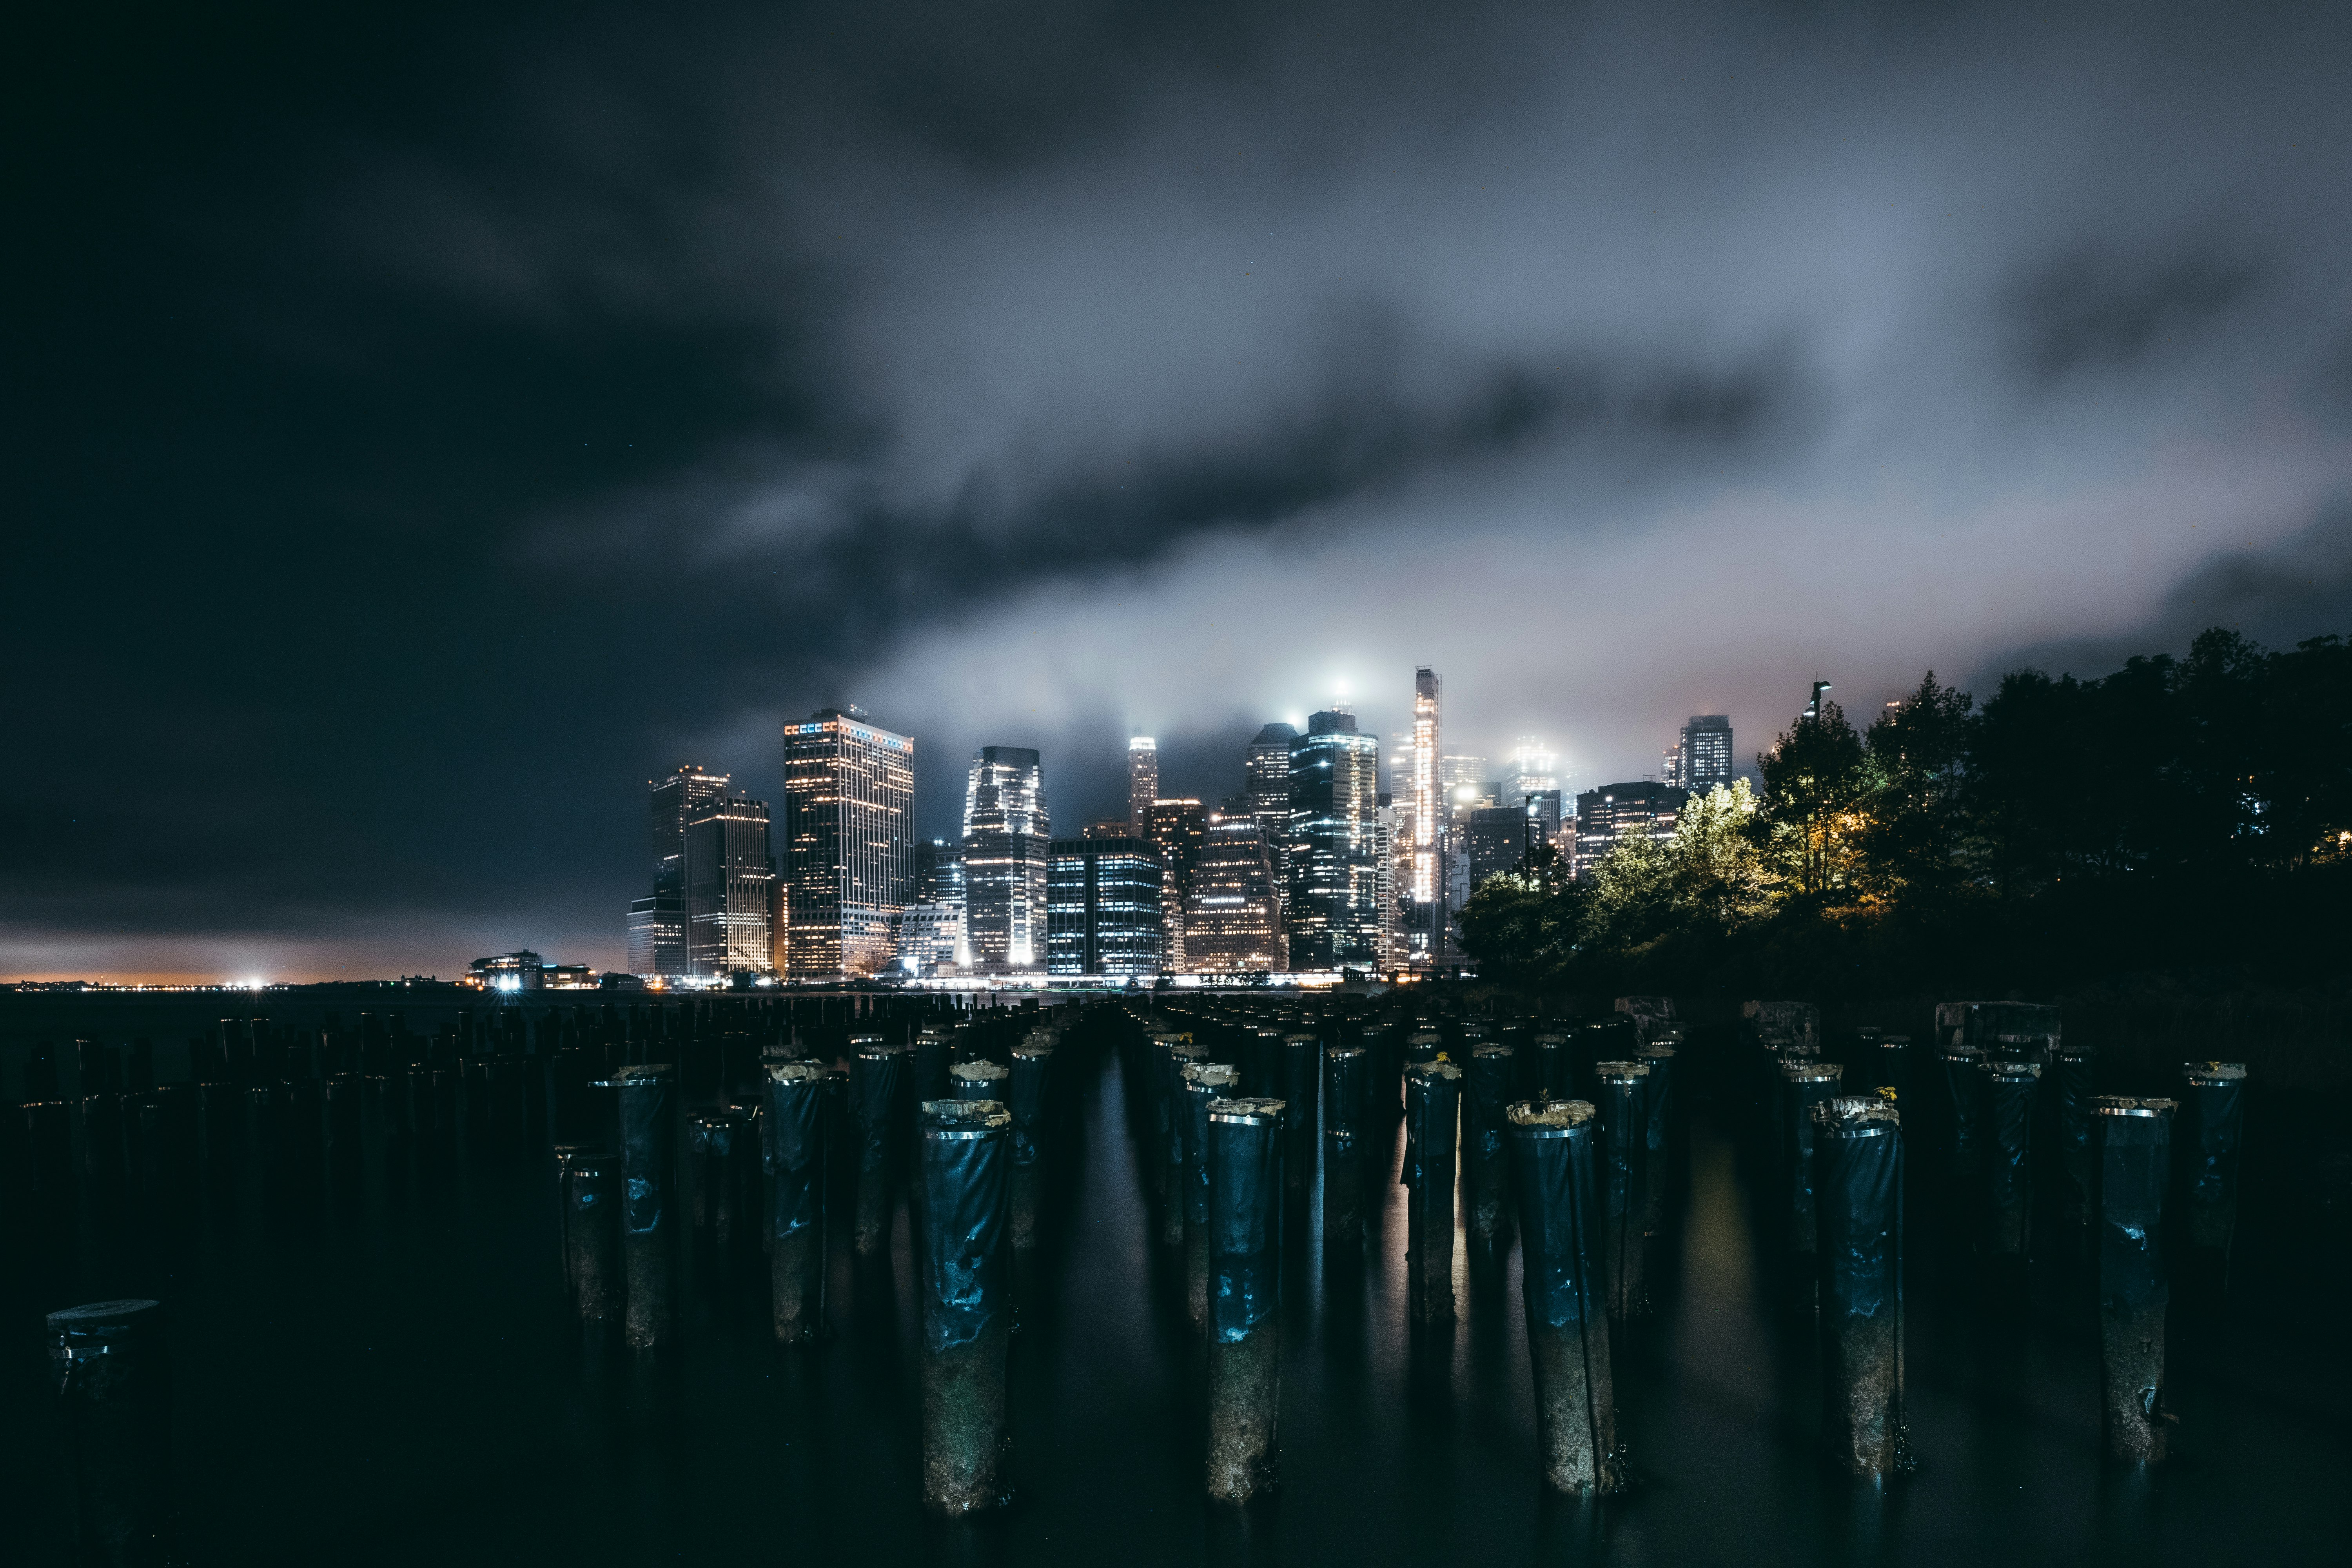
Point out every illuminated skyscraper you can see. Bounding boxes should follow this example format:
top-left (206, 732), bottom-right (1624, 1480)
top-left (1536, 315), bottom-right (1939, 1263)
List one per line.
top-left (780, 708), bottom-right (916, 979)
top-left (895, 837), bottom-right (967, 975)
top-left (1182, 818), bottom-right (1286, 973)
top-left (1245, 722), bottom-right (1298, 909)
top-left (963, 746), bottom-right (1050, 970)
top-left (1396, 667), bottom-right (1444, 965)
top-left (1047, 836), bottom-right (1165, 976)
top-left (685, 793), bottom-right (775, 977)
top-left (1127, 736), bottom-right (1158, 833)
top-left (1288, 710), bottom-right (1382, 971)
top-left (1573, 782), bottom-right (1690, 879)
top-left (1443, 755), bottom-right (1492, 809)
top-left (1407, 671), bottom-right (1440, 905)
top-left (1142, 796), bottom-right (1208, 973)
top-left (1508, 737), bottom-right (1559, 806)
top-left (1667, 715), bottom-right (1735, 793)
top-left (628, 764), bottom-right (730, 977)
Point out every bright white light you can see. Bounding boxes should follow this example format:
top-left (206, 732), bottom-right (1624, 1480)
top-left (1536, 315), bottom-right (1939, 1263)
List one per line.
top-left (495, 975), bottom-right (522, 992)
top-left (238, 976), bottom-right (266, 990)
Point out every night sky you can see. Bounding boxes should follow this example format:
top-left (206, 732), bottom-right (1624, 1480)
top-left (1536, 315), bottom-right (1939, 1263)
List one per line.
top-left (6, 1), bottom-right (2350, 980)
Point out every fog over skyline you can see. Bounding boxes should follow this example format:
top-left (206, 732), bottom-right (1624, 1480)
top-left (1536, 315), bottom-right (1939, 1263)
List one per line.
top-left (5, 0), bottom-right (2350, 979)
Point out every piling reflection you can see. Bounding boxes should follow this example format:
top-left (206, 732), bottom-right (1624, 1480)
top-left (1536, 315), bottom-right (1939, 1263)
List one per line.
top-left (5, 991), bottom-right (2345, 1564)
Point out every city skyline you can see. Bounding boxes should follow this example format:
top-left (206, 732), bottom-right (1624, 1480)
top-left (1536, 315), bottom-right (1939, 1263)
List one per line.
top-left (11, 1), bottom-right (2349, 982)
top-left (595, 665), bottom-right (1749, 983)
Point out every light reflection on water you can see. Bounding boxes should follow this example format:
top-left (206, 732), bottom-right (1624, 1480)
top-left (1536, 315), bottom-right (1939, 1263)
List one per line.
top-left (2, 1028), bottom-right (2345, 1566)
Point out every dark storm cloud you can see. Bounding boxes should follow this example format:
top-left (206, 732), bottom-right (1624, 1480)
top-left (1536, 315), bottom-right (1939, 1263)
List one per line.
top-left (2011, 247), bottom-right (2262, 381)
top-left (4, 0), bottom-right (2350, 976)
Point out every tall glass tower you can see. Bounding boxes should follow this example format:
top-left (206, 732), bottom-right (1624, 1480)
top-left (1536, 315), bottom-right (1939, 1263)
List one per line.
top-left (1287, 710), bottom-right (1382, 971)
top-left (963, 746), bottom-right (1050, 970)
top-left (628, 764), bottom-right (731, 977)
top-left (1404, 667), bottom-right (1443, 962)
top-left (1675, 715), bottom-right (1735, 793)
top-left (1245, 722), bottom-right (1299, 911)
top-left (1127, 735), bottom-right (1159, 833)
top-left (780, 707), bottom-right (915, 979)
top-left (684, 793), bottom-right (775, 977)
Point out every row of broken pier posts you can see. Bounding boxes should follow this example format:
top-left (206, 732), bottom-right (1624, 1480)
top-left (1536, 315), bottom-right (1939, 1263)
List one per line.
top-left (1106, 987), bottom-right (2250, 1510)
top-left (1744, 996), bottom-right (2248, 1470)
top-left (24, 992), bottom-right (1003, 1557)
top-left (546, 996), bottom-right (1070, 1517)
top-left (1111, 995), bottom-right (1665, 1504)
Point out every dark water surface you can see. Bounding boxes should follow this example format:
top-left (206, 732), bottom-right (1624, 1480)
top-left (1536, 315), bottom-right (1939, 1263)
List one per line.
top-left (5, 1029), bottom-right (2346, 1565)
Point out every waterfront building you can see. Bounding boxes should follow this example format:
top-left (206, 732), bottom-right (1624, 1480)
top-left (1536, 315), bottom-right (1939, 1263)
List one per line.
top-left (1573, 781), bottom-right (1690, 878)
top-left (893, 901), bottom-right (966, 977)
top-left (963, 746), bottom-right (1051, 971)
top-left (628, 764), bottom-right (730, 977)
top-left (1287, 709), bottom-right (1383, 971)
top-left (1143, 797), bottom-right (1209, 973)
top-left (685, 793), bottom-right (776, 977)
top-left (1245, 722), bottom-right (1299, 910)
top-left (1046, 836), bottom-right (1165, 976)
top-left (780, 708), bottom-right (916, 979)
top-left (1181, 818), bottom-right (1286, 973)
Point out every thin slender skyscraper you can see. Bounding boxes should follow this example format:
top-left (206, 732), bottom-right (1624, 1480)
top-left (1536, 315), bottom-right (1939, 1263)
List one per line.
top-left (1406, 668), bottom-right (1442, 961)
top-left (963, 746), bottom-right (1050, 970)
top-left (1127, 735), bottom-right (1158, 833)
top-left (780, 707), bottom-right (915, 979)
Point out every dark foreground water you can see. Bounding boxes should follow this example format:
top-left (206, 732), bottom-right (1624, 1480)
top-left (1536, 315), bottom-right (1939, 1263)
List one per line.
top-left (5, 1027), bottom-right (2347, 1566)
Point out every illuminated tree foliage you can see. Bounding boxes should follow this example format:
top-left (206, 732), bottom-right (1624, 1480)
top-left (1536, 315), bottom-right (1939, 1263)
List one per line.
top-left (1457, 629), bottom-right (2352, 993)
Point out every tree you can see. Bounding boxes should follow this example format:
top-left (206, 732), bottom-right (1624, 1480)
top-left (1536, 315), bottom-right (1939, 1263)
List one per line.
top-left (1860, 672), bottom-right (1976, 902)
top-left (1456, 866), bottom-right (1588, 989)
top-left (1667, 779), bottom-right (1773, 925)
top-left (1756, 699), bottom-right (1869, 899)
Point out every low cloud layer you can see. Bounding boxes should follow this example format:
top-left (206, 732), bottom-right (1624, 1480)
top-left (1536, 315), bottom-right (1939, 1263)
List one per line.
top-left (5, 0), bottom-right (2349, 978)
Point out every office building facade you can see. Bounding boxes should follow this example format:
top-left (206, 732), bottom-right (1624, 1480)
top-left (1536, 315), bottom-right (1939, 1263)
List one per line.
top-left (963, 746), bottom-right (1051, 971)
top-left (628, 764), bottom-right (731, 977)
top-left (1464, 803), bottom-right (1541, 892)
top-left (1245, 722), bottom-right (1299, 910)
top-left (1665, 715), bottom-right (1735, 794)
top-left (1508, 737), bottom-right (1559, 806)
top-left (1573, 781), bottom-right (1691, 878)
top-left (1046, 836), bottom-right (1165, 976)
top-left (780, 708), bottom-right (916, 979)
top-left (1287, 710), bottom-right (1383, 971)
top-left (1182, 818), bottom-right (1287, 973)
top-left (685, 793), bottom-right (776, 978)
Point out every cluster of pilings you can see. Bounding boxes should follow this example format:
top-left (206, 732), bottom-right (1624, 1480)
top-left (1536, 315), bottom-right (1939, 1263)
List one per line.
top-left (1109, 992), bottom-right (1687, 1504)
top-left (21, 992), bottom-right (1080, 1549)
top-left (1735, 997), bottom-right (2248, 1469)
top-left (543, 1000), bottom-right (1078, 1516)
top-left (23, 984), bottom-right (2252, 1549)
